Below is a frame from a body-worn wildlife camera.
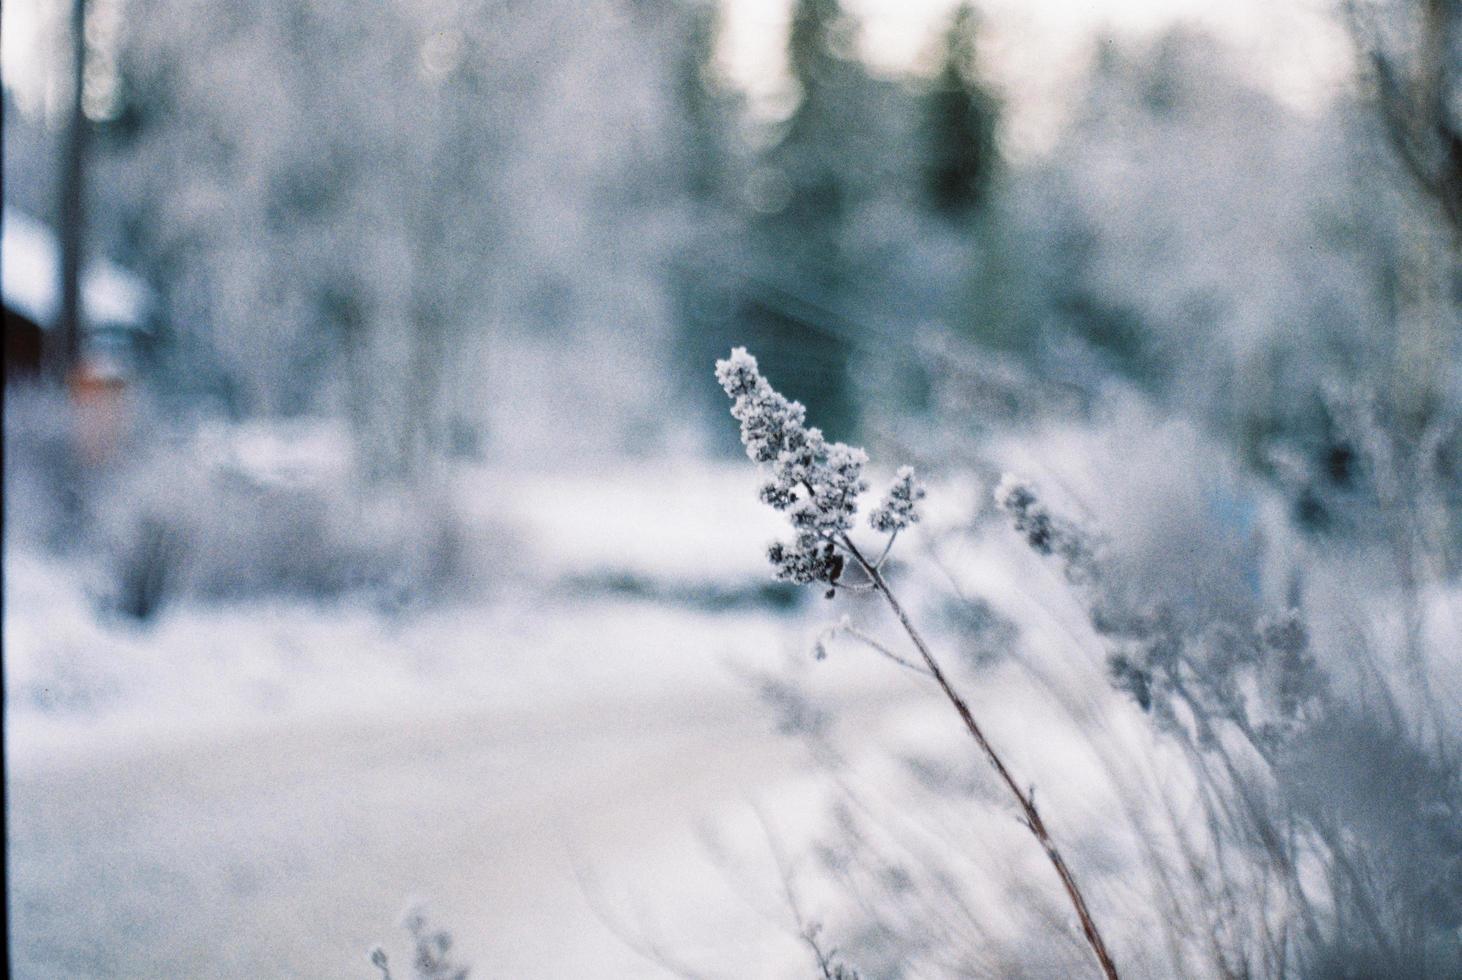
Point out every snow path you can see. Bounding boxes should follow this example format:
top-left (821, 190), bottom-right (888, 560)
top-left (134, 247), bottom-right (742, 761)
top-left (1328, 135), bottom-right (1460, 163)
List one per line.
top-left (8, 672), bottom-right (922, 979)
top-left (5, 531), bottom-right (929, 979)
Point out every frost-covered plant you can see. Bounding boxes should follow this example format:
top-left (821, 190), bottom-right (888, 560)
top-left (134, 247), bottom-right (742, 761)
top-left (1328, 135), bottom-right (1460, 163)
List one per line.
top-left (717, 348), bottom-right (1121, 980)
top-left (717, 347), bottom-right (869, 587)
top-left (868, 466), bottom-right (927, 535)
top-left (805, 922), bottom-right (864, 980)
top-left (992, 474), bottom-right (1099, 584)
top-left (994, 475), bottom-right (1324, 752)
top-left (369, 903), bottom-right (469, 980)
top-left (995, 474), bottom-right (1462, 978)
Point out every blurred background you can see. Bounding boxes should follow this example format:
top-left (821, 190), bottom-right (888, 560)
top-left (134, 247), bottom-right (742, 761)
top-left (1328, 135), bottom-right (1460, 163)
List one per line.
top-left (3, 0), bottom-right (1460, 977)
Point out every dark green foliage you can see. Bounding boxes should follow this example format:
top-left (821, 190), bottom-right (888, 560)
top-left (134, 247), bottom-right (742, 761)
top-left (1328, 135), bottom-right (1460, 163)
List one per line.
top-left (769, 0), bottom-right (863, 264)
top-left (671, 1), bottom-right (730, 203)
top-left (921, 3), bottom-right (1000, 220)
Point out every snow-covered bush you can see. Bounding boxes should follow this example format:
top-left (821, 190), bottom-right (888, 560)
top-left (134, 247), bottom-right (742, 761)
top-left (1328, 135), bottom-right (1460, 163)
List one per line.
top-left (718, 346), bottom-right (1460, 977)
top-left (990, 457), bottom-right (1461, 978)
top-left (3, 387), bottom-right (484, 617)
top-left (718, 347), bottom-right (1120, 979)
top-left (97, 458), bottom-right (477, 616)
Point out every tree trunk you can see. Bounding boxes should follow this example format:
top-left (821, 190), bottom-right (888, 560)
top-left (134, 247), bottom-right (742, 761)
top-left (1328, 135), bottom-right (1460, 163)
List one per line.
top-left (55, 0), bottom-right (90, 384)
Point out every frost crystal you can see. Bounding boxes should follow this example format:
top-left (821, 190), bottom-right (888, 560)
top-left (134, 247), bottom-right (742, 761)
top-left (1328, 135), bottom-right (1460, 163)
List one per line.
top-left (716, 347), bottom-right (871, 585)
top-left (869, 465), bottom-right (926, 534)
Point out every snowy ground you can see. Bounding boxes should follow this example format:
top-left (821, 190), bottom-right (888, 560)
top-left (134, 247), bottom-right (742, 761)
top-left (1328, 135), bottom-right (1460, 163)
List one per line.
top-left (0, 451), bottom-right (1240, 978)
top-left (5, 461), bottom-right (946, 979)
top-left (15, 444), bottom-right (1451, 978)
top-left (6, 601), bottom-right (891, 978)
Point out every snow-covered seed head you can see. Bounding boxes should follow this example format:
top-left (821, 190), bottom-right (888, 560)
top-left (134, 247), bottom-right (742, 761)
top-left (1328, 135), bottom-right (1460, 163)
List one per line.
top-left (716, 347), bottom-right (815, 466)
top-left (994, 473), bottom-right (1099, 583)
top-left (870, 465), bottom-right (926, 534)
top-left (993, 473), bottom-right (1054, 554)
top-left (768, 536), bottom-right (844, 585)
top-left (717, 348), bottom-right (872, 586)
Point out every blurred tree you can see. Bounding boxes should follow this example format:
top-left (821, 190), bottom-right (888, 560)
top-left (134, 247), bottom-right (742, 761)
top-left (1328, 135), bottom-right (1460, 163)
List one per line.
top-left (772, 0), bottom-right (864, 275)
top-left (1339, 0), bottom-right (1462, 566)
top-left (1346, 0), bottom-right (1462, 244)
top-left (1030, 31), bottom-right (1375, 399)
top-left (663, 0), bottom-right (750, 426)
top-left (979, 25), bottom-right (1462, 562)
top-left (920, 3), bottom-right (1036, 362)
top-left (731, 0), bottom-right (875, 439)
top-left (54, 0), bottom-right (89, 383)
top-left (669, 0), bottom-right (732, 205)
top-left (921, 2), bottom-right (1000, 221)
top-left (89, 0), bottom-right (708, 470)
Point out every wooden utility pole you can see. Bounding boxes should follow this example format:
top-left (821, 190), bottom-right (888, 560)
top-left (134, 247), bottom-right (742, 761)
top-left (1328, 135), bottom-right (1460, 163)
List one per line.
top-left (54, 0), bottom-right (89, 383)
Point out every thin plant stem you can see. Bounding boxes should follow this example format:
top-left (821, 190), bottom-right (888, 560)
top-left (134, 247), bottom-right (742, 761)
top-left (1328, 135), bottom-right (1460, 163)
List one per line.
top-left (873, 529), bottom-right (900, 569)
top-left (822, 621), bottom-right (933, 678)
top-left (840, 533), bottom-right (1122, 980)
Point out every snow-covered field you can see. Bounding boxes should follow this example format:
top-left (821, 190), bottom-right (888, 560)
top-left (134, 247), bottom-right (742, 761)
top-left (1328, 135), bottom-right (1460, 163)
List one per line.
top-left (5, 461), bottom-right (952, 978)
top-left (13, 444), bottom-right (1455, 978)
top-left (5, 592), bottom-right (852, 977)
top-left (0, 449), bottom-right (1260, 978)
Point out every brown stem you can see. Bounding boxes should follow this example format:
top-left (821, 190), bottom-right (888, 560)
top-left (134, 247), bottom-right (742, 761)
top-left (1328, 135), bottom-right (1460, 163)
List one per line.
top-left (841, 535), bottom-right (1121, 980)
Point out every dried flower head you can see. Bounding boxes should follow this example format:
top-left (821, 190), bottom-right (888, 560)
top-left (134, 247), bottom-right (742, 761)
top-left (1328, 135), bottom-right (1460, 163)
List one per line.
top-left (993, 473), bottom-right (1097, 583)
top-left (717, 352), bottom-right (1120, 980)
top-left (369, 945), bottom-right (392, 980)
top-left (375, 902), bottom-right (469, 980)
top-left (869, 465), bottom-right (926, 534)
top-left (717, 348), bottom-right (881, 585)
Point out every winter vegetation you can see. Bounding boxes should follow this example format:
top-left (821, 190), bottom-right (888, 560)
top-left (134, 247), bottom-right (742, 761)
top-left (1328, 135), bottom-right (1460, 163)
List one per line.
top-left (3, 0), bottom-right (1460, 977)
top-left (719, 346), bottom-right (1118, 977)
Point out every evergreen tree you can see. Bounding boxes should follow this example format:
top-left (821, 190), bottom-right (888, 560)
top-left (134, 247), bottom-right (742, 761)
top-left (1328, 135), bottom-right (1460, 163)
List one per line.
top-left (671, 0), bottom-right (730, 204)
top-left (724, 0), bottom-right (871, 438)
top-left (922, 2), bottom-right (1000, 220)
top-left (773, 0), bottom-right (860, 274)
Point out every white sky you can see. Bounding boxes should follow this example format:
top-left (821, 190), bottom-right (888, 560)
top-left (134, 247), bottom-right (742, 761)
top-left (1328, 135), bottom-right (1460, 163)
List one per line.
top-left (5, 0), bottom-right (1353, 156)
